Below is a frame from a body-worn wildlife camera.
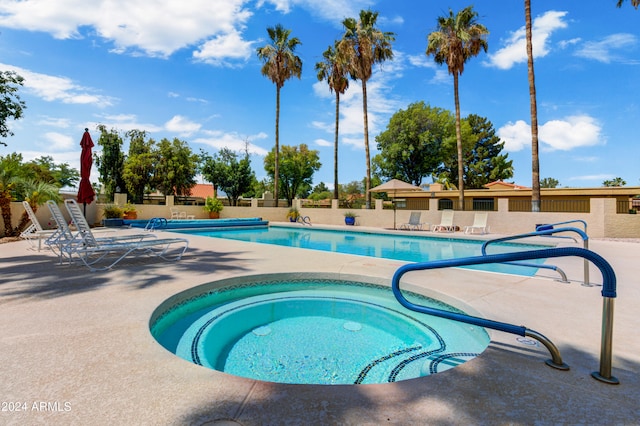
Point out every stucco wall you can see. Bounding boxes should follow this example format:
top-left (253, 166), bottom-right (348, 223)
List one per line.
top-left (3, 197), bottom-right (639, 238)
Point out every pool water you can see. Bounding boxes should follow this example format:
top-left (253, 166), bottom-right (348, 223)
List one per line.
top-left (176, 225), bottom-right (548, 275)
top-left (151, 278), bottom-right (490, 385)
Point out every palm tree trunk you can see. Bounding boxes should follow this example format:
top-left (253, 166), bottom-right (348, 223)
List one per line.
top-left (334, 91), bottom-right (340, 200)
top-left (525, 0), bottom-right (541, 212)
top-left (453, 72), bottom-right (465, 210)
top-left (362, 80), bottom-right (371, 209)
top-left (274, 86), bottom-right (280, 206)
top-left (0, 196), bottom-right (13, 236)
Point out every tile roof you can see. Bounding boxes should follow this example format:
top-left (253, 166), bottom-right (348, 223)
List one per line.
top-left (190, 183), bottom-right (215, 199)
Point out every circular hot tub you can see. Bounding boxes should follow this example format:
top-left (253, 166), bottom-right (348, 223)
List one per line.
top-left (150, 274), bottom-right (489, 385)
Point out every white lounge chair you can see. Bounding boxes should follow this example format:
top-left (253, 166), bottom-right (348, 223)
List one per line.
top-left (59, 199), bottom-right (189, 271)
top-left (464, 212), bottom-right (490, 235)
top-left (45, 201), bottom-right (151, 264)
top-left (400, 212), bottom-right (427, 231)
top-left (20, 201), bottom-right (57, 251)
top-left (170, 207), bottom-right (187, 220)
top-left (432, 209), bottom-right (456, 232)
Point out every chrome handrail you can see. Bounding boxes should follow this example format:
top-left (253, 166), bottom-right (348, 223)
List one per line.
top-left (391, 247), bottom-right (618, 384)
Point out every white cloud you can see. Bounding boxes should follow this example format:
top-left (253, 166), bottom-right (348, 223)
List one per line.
top-left (430, 69), bottom-right (450, 85)
top-left (485, 11), bottom-right (568, 70)
top-left (93, 114), bottom-right (163, 133)
top-left (314, 138), bottom-right (332, 147)
top-left (498, 120), bottom-right (532, 152)
top-left (43, 132), bottom-right (75, 151)
top-left (0, 63), bottom-right (114, 106)
top-left (164, 115), bottom-right (202, 136)
top-left (37, 117), bottom-right (72, 128)
top-left (574, 33), bottom-right (638, 63)
top-left (407, 54), bottom-right (435, 69)
top-left (498, 115), bottom-right (603, 152)
top-left (539, 115), bottom-right (602, 150)
top-left (193, 30), bottom-right (254, 66)
top-left (312, 60), bottom-right (404, 151)
top-left (258, 0), bottom-right (375, 23)
top-left (569, 174), bottom-right (613, 181)
top-left (195, 130), bottom-right (269, 156)
top-left (558, 38), bottom-right (581, 49)
top-left (311, 120), bottom-right (333, 133)
top-left (0, 0), bottom-right (253, 59)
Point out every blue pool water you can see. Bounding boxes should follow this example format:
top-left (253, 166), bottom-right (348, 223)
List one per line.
top-left (151, 278), bottom-right (490, 385)
top-left (176, 225), bottom-right (549, 275)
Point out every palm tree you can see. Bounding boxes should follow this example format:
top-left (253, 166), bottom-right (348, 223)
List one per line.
top-left (426, 6), bottom-right (488, 211)
top-left (13, 180), bottom-right (61, 234)
top-left (340, 10), bottom-right (395, 208)
top-left (617, 0), bottom-right (639, 8)
top-left (0, 154), bottom-right (22, 236)
top-left (524, 0), bottom-right (541, 212)
top-left (315, 42), bottom-right (349, 200)
top-left (256, 24), bottom-right (302, 206)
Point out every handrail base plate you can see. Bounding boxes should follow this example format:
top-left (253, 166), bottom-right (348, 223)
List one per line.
top-left (545, 359), bottom-right (570, 371)
top-left (591, 371), bottom-right (620, 385)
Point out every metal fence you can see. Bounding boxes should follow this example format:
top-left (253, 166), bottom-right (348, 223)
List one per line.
top-left (434, 198), bottom-right (496, 211)
top-left (617, 199), bottom-right (640, 214)
top-left (509, 199), bottom-right (590, 213)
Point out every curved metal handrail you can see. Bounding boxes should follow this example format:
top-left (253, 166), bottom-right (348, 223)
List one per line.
top-left (482, 226), bottom-right (591, 286)
top-left (145, 217), bottom-right (168, 231)
top-left (391, 247), bottom-right (618, 384)
top-left (536, 219), bottom-right (587, 233)
top-left (297, 216), bottom-right (312, 226)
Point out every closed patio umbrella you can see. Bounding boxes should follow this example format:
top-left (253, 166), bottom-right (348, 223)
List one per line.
top-left (369, 179), bottom-right (423, 229)
top-left (77, 128), bottom-right (96, 216)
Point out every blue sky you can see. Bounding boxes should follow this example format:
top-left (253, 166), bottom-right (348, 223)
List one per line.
top-left (0, 1), bottom-right (638, 190)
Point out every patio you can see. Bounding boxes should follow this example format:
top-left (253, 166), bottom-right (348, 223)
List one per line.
top-left (1, 227), bottom-right (638, 425)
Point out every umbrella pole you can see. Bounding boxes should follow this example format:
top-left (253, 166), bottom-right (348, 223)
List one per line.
top-left (393, 194), bottom-right (397, 230)
top-left (393, 203), bottom-right (397, 229)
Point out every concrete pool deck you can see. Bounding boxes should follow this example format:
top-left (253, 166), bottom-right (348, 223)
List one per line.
top-left (1, 225), bottom-right (638, 425)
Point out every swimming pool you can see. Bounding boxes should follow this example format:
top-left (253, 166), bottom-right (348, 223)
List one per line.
top-left (151, 275), bottom-right (490, 385)
top-left (176, 225), bottom-right (550, 275)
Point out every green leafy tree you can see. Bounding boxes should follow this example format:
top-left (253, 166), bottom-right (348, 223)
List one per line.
top-left (12, 179), bottom-right (61, 235)
top-left (256, 24), bottom-right (303, 207)
top-left (374, 101), bottom-right (453, 186)
top-left (122, 130), bottom-right (156, 204)
top-left (427, 6), bottom-right (489, 210)
top-left (0, 153), bottom-right (25, 235)
top-left (340, 9), bottom-right (395, 208)
top-left (309, 182), bottom-right (332, 201)
top-left (23, 156), bottom-right (79, 188)
top-left (316, 41), bottom-right (350, 200)
top-left (264, 144), bottom-right (321, 206)
top-left (201, 146), bottom-right (255, 206)
top-left (95, 125), bottom-right (126, 201)
top-left (247, 177), bottom-right (270, 199)
top-left (540, 177), bottom-right (560, 188)
top-left (153, 138), bottom-right (199, 196)
top-left (437, 115), bottom-right (513, 189)
top-left (0, 70), bottom-right (27, 146)
top-left (462, 115), bottom-right (513, 189)
top-left (0, 154), bottom-right (61, 236)
top-left (603, 177), bottom-right (626, 187)
top-left (338, 180), bottom-right (365, 207)
top-left (309, 191), bottom-right (332, 201)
